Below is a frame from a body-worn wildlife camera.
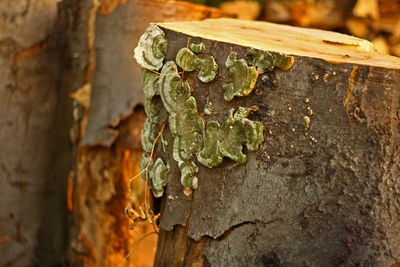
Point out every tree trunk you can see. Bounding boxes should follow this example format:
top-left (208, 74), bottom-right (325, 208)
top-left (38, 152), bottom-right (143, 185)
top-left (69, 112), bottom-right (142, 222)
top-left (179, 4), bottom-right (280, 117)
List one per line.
top-left (0, 0), bottom-right (72, 266)
top-left (134, 19), bottom-right (400, 266)
top-left (60, 1), bottom-right (230, 266)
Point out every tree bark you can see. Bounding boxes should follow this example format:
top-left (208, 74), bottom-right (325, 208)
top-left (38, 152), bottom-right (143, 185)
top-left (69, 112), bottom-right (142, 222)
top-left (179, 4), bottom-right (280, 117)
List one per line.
top-left (0, 0), bottom-right (72, 266)
top-left (61, 1), bottom-right (230, 266)
top-left (136, 19), bottom-right (400, 266)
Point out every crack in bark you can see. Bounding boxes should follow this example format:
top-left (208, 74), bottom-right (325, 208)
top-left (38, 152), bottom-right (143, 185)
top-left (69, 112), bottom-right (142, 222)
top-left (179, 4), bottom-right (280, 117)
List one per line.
top-left (215, 218), bottom-right (283, 242)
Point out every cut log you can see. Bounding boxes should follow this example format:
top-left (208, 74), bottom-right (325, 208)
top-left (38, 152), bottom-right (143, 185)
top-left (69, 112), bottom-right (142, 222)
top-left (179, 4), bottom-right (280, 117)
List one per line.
top-left (134, 18), bottom-right (400, 266)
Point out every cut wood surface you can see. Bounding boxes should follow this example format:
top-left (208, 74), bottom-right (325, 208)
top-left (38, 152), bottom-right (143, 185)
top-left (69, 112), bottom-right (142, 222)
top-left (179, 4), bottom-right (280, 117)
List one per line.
top-left (136, 18), bottom-right (400, 266)
top-left (158, 18), bottom-right (400, 69)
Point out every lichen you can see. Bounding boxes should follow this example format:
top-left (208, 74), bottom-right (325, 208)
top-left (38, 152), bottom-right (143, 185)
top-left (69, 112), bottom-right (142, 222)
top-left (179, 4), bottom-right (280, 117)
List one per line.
top-left (134, 24), bottom-right (167, 71)
top-left (246, 48), bottom-right (294, 74)
top-left (176, 43), bottom-right (218, 83)
top-left (222, 52), bottom-right (259, 101)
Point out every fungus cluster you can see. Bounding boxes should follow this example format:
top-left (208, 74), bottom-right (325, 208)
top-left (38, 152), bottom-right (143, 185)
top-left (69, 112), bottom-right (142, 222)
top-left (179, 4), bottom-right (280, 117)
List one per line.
top-left (134, 24), bottom-right (292, 196)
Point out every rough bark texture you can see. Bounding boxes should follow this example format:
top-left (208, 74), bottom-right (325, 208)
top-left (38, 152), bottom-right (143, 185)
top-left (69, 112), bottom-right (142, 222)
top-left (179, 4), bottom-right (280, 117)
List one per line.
top-left (152, 27), bottom-right (400, 266)
top-left (0, 0), bottom-right (72, 266)
top-left (61, 1), bottom-right (230, 266)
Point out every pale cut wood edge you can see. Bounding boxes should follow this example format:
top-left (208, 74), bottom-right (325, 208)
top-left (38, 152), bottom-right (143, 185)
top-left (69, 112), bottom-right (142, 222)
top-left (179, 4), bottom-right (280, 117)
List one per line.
top-left (157, 18), bottom-right (400, 70)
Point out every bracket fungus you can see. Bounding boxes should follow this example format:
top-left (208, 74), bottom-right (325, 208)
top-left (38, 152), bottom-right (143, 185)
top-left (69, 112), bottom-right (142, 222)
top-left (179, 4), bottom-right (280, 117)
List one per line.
top-left (135, 26), bottom-right (266, 196)
top-left (218, 107), bottom-right (264, 163)
top-left (151, 158), bottom-right (170, 198)
top-left (160, 61), bottom-right (204, 190)
top-left (134, 24), bottom-right (168, 71)
top-left (176, 43), bottom-right (218, 83)
top-left (142, 69), bottom-right (160, 98)
top-left (198, 108), bottom-right (264, 167)
top-left (246, 48), bottom-right (294, 74)
top-left (222, 52), bottom-right (259, 101)
top-left (189, 42), bottom-right (205, 53)
top-left (197, 121), bottom-right (223, 168)
top-left (141, 118), bottom-right (159, 153)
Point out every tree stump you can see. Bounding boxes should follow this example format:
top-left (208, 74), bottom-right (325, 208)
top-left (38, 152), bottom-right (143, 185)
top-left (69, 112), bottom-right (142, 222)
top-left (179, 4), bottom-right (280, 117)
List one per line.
top-left (61, 1), bottom-right (230, 266)
top-left (134, 19), bottom-right (400, 266)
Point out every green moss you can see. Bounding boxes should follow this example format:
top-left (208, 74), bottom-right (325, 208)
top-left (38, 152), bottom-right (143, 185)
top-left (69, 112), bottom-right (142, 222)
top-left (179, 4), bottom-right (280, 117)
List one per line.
top-left (246, 48), bottom-right (294, 74)
top-left (176, 43), bottom-right (218, 83)
top-left (134, 24), bottom-right (167, 71)
top-left (151, 158), bottom-right (170, 197)
top-left (222, 52), bottom-right (258, 101)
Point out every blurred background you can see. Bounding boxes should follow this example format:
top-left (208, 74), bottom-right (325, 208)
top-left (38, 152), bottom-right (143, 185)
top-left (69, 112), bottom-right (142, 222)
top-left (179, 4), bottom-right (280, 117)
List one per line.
top-left (0, 0), bottom-right (398, 266)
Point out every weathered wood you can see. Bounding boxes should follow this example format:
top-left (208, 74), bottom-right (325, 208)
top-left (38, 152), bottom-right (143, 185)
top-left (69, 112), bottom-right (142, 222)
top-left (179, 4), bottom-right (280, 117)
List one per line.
top-left (62, 1), bottom-right (230, 266)
top-left (0, 1), bottom-right (72, 265)
top-left (136, 19), bottom-right (400, 266)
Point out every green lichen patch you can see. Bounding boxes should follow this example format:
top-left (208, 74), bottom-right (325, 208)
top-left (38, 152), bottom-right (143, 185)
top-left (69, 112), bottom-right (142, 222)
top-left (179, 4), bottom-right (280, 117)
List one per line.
top-left (151, 158), bottom-right (170, 198)
top-left (134, 24), bottom-right (167, 71)
top-left (222, 52), bottom-right (259, 101)
top-left (176, 43), bottom-right (218, 83)
top-left (246, 48), bottom-right (294, 74)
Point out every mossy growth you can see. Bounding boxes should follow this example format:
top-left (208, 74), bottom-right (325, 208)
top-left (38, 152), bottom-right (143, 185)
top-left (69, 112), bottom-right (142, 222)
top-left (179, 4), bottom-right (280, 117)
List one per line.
top-left (222, 52), bottom-right (259, 101)
top-left (176, 42), bottom-right (218, 83)
top-left (246, 48), bottom-right (294, 74)
top-left (134, 24), bottom-right (168, 71)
